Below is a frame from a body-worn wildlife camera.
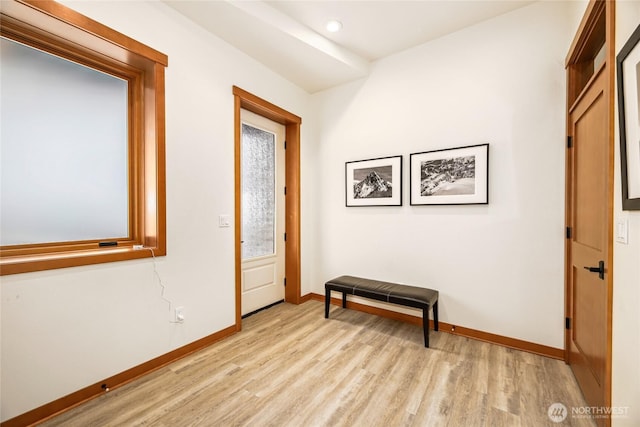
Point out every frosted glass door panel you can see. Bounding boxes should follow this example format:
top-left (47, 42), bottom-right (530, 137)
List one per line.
top-left (0, 37), bottom-right (129, 246)
top-left (242, 124), bottom-right (275, 259)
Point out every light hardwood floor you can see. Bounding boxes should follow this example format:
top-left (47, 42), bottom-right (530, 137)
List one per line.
top-left (40, 300), bottom-right (594, 427)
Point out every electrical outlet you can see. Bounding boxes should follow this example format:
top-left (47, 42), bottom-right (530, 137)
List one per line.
top-left (175, 306), bottom-right (185, 323)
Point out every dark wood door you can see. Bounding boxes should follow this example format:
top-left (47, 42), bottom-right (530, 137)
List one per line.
top-left (567, 64), bottom-right (612, 426)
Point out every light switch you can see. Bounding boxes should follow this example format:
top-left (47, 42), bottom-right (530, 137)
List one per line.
top-left (616, 218), bottom-right (628, 244)
top-left (218, 215), bottom-right (231, 228)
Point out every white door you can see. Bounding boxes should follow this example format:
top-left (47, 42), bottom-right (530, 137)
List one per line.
top-left (240, 109), bottom-right (286, 315)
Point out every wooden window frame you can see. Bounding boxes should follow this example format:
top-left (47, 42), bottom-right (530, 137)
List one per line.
top-left (0, 0), bottom-right (167, 275)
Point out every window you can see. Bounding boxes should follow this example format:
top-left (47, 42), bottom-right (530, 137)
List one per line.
top-left (0, 1), bottom-right (167, 275)
top-left (1, 37), bottom-right (130, 246)
top-left (241, 123), bottom-right (277, 259)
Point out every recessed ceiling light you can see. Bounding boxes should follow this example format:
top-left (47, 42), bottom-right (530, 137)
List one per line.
top-left (326, 20), bottom-right (343, 33)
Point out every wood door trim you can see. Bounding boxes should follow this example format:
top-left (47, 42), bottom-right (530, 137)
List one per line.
top-left (564, 1), bottom-right (614, 424)
top-left (233, 86), bottom-right (302, 331)
top-left (565, 0), bottom-right (606, 67)
top-left (603, 3), bottom-right (615, 418)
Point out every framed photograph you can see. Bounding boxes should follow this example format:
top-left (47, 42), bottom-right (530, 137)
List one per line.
top-left (410, 143), bottom-right (489, 205)
top-left (345, 155), bottom-right (402, 206)
top-left (617, 23), bottom-right (640, 210)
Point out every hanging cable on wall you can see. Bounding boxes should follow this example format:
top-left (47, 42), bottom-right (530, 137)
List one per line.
top-left (138, 246), bottom-right (181, 324)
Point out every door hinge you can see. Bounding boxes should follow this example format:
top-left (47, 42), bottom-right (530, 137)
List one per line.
top-left (284, 277), bottom-right (287, 287)
top-left (565, 317), bottom-right (571, 330)
top-left (567, 136), bottom-right (573, 148)
top-left (284, 233), bottom-right (287, 242)
top-left (284, 186), bottom-right (287, 195)
top-left (284, 140), bottom-right (287, 150)
top-left (566, 227), bottom-right (572, 239)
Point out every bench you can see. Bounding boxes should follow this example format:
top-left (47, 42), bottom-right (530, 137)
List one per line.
top-left (324, 275), bottom-right (439, 347)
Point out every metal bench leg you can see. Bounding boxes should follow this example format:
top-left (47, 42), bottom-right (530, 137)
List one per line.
top-left (433, 301), bottom-right (439, 331)
top-left (342, 292), bottom-right (347, 308)
top-left (325, 289), bottom-right (330, 318)
top-left (423, 306), bottom-right (429, 348)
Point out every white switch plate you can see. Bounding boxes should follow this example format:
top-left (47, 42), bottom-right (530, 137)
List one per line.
top-left (616, 218), bottom-right (629, 244)
top-left (218, 215), bottom-right (231, 228)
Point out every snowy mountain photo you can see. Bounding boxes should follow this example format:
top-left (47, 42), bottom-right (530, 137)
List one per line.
top-left (353, 167), bottom-right (393, 199)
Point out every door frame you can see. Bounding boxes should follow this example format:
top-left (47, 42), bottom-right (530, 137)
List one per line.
top-left (564, 0), bottom-right (614, 422)
top-left (233, 86), bottom-right (302, 330)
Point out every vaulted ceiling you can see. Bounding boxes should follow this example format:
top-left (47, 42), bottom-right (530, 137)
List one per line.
top-left (164, 1), bottom-right (535, 93)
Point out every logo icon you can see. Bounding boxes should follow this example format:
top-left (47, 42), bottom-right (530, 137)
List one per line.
top-left (548, 402), bottom-right (568, 423)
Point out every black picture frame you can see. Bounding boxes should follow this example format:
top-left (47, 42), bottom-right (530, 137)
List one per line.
top-left (345, 155), bottom-right (403, 207)
top-left (617, 22), bottom-right (640, 210)
top-left (410, 143), bottom-right (489, 205)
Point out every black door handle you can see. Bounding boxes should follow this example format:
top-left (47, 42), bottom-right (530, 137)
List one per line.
top-left (583, 260), bottom-right (605, 280)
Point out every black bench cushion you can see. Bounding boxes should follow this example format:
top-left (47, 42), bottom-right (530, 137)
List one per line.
top-left (325, 275), bottom-right (438, 310)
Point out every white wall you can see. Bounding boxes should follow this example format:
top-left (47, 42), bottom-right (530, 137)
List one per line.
top-left (613, 2), bottom-right (640, 425)
top-left (2, 0), bottom-right (638, 423)
top-left (0, 1), bottom-right (314, 421)
top-left (310, 1), bottom-right (573, 349)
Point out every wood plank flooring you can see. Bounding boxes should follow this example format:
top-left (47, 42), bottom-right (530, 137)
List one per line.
top-left (40, 300), bottom-right (594, 427)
